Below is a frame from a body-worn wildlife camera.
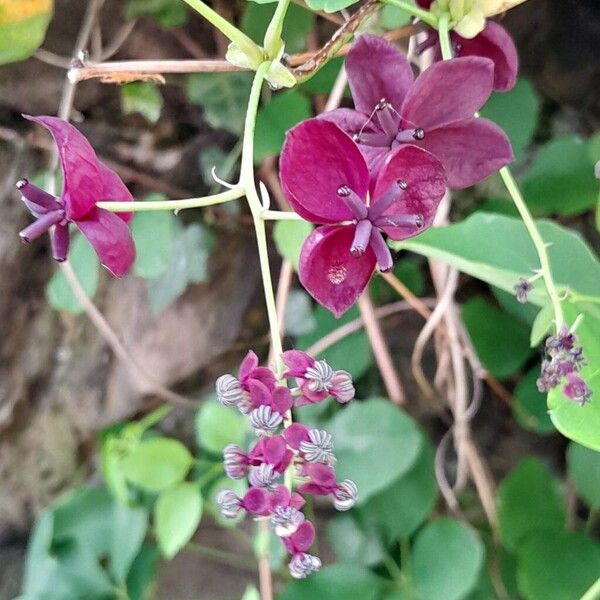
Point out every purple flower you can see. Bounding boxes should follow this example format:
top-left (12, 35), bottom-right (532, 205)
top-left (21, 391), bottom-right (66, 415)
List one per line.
top-left (248, 435), bottom-right (293, 473)
top-left (513, 278), bottom-right (533, 303)
top-left (282, 520), bottom-right (316, 556)
top-left (321, 34), bottom-right (513, 188)
top-left (280, 119), bottom-right (447, 317)
top-left (416, 0), bottom-right (518, 92)
top-left (282, 350), bottom-right (355, 404)
top-left (298, 463), bottom-right (358, 511)
top-left (17, 115), bottom-right (135, 277)
top-left (563, 373), bottom-right (592, 406)
top-left (289, 552), bottom-right (321, 579)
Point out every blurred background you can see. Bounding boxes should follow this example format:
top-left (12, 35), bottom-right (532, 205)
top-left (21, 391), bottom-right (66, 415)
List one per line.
top-left (0, 1), bottom-right (599, 599)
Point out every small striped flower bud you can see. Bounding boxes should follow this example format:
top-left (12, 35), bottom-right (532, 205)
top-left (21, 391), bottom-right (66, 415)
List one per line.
top-left (289, 553), bottom-right (322, 579)
top-left (249, 405), bottom-right (283, 437)
top-left (331, 370), bottom-right (355, 403)
top-left (333, 479), bottom-right (358, 511)
top-left (271, 506), bottom-right (305, 537)
top-left (248, 463), bottom-right (280, 490)
top-left (222, 444), bottom-right (248, 480)
top-left (216, 374), bottom-right (244, 407)
top-left (304, 360), bottom-right (335, 393)
top-left (216, 489), bottom-right (242, 518)
top-left (299, 429), bottom-right (336, 466)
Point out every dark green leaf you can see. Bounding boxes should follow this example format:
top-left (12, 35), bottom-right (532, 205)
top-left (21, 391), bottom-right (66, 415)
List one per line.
top-left (514, 367), bottom-right (555, 434)
top-left (273, 219), bottom-right (313, 272)
top-left (567, 442), bottom-right (600, 509)
top-left (305, 0), bottom-right (361, 12)
top-left (326, 514), bottom-right (385, 566)
top-left (126, 545), bottom-right (159, 600)
top-left (121, 82), bottom-right (163, 123)
top-left (126, 0), bottom-right (187, 28)
top-left (285, 289), bottom-right (317, 336)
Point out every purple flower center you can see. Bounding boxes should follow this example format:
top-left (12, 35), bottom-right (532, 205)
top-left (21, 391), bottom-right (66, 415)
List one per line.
top-left (336, 180), bottom-right (423, 273)
top-left (353, 99), bottom-right (425, 152)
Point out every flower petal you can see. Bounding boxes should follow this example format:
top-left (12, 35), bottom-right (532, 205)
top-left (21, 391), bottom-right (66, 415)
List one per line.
top-left (284, 521), bottom-right (315, 554)
top-left (401, 57), bottom-right (494, 130)
top-left (345, 34), bottom-right (414, 114)
top-left (282, 350), bottom-right (314, 377)
top-left (417, 117), bottom-right (513, 188)
top-left (239, 350), bottom-right (260, 382)
top-left (453, 21), bottom-right (518, 92)
top-left (24, 115), bottom-right (103, 221)
top-left (299, 225), bottom-right (376, 318)
top-left (372, 145), bottom-right (447, 240)
top-left (75, 208), bottom-right (135, 277)
top-left (284, 423), bottom-right (310, 450)
top-left (97, 161), bottom-right (134, 223)
top-left (280, 120), bottom-right (368, 224)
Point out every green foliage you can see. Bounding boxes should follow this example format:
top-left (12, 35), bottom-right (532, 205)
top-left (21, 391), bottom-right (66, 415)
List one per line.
top-left (462, 296), bottom-right (533, 378)
top-left (411, 519), bottom-right (485, 600)
top-left (0, 0), bottom-right (53, 65)
top-left (47, 233), bottom-right (100, 314)
top-left (567, 442), bottom-right (600, 508)
top-left (516, 532), bottom-right (600, 600)
top-left (155, 482), bottom-right (203, 558)
top-left (273, 219), bottom-right (313, 271)
top-left (327, 399), bottom-right (423, 503)
top-left (380, 4), bottom-right (412, 29)
top-left (304, 0), bottom-right (361, 12)
top-left (186, 72), bottom-right (254, 135)
top-left (285, 289), bottom-right (317, 336)
top-left (514, 367), bottom-right (555, 434)
top-left (280, 564), bottom-right (382, 600)
top-left (523, 137), bottom-right (599, 215)
top-left (298, 306), bottom-right (373, 379)
top-left (121, 83), bottom-right (163, 123)
top-left (299, 57), bottom-right (347, 96)
top-left (497, 458), bottom-right (565, 552)
top-left (326, 515), bottom-right (385, 566)
top-left (255, 91), bottom-right (312, 163)
top-left (121, 437), bottom-right (193, 493)
top-left (126, 0), bottom-right (187, 28)
top-left (195, 399), bottom-right (248, 454)
top-left (22, 487), bottom-right (148, 599)
top-left (480, 79), bottom-right (539, 161)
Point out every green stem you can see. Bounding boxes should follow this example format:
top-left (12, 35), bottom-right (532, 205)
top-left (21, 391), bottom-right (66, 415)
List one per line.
top-left (382, 0), bottom-right (438, 27)
top-left (264, 0), bottom-right (291, 57)
top-left (181, 0), bottom-right (262, 63)
top-left (185, 542), bottom-right (258, 571)
top-left (580, 577), bottom-right (600, 600)
top-left (261, 210), bottom-right (303, 221)
top-left (437, 13), bottom-right (453, 59)
top-left (499, 167), bottom-right (564, 329)
top-left (97, 188), bottom-right (244, 213)
top-left (138, 405), bottom-right (173, 431)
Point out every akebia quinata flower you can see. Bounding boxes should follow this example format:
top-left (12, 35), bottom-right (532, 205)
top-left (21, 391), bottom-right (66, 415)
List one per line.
top-left (321, 35), bottom-right (513, 188)
top-left (415, 0), bottom-right (518, 92)
top-left (17, 115), bottom-right (135, 277)
top-left (280, 119), bottom-right (446, 317)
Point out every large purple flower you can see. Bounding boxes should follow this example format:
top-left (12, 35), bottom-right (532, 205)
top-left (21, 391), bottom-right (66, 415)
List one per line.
top-left (322, 34), bottom-right (513, 189)
top-left (17, 115), bottom-right (135, 277)
top-left (280, 119), bottom-right (446, 317)
top-left (416, 0), bottom-right (518, 91)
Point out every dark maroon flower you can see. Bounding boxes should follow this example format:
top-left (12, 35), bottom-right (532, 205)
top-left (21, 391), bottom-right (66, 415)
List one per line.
top-left (416, 0), bottom-right (518, 91)
top-left (563, 373), bottom-right (592, 406)
top-left (282, 350), bottom-right (355, 404)
top-left (248, 436), bottom-right (293, 473)
top-left (321, 35), bottom-right (513, 188)
top-left (282, 520), bottom-right (315, 555)
top-left (280, 119), bottom-right (446, 317)
top-left (269, 484), bottom-right (305, 512)
top-left (298, 463), bottom-right (358, 511)
top-left (17, 115), bottom-right (135, 277)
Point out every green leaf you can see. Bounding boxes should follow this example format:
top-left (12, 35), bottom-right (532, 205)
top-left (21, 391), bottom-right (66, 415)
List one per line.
top-left (242, 2), bottom-right (315, 53)
top-left (326, 515), bottom-right (385, 566)
top-left (516, 532), bottom-right (600, 600)
top-left (121, 82), bottom-right (163, 123)
top-left (279, 564), bottom-right (382, 600)
top-left (530, 304), bottom-right (553, 347)
top-left (285, 289), bottom-right (317, 336)
top-left (567, 442), bottom-right (600, 509)
top-left (412, 519), bottom-right (485, 600)
top-left (241, 585), bottom-right (261, 600)
top-left (273, 219), bottom-right (313, 272)
top-left (147, 223), bottom-right (215, 314)
top-left (380, 4), bottom-right (411, 29)
top-left (493, 285), bottom-right (539, 326)
top-left (298, 306), bottom-right (373, 379)
top-left (392, 213), bottom-right (600, 306)
top-left (155, 482), bottom-right (203, 558)
top-left (46, 233), bottom-right (100, 314)
top-left (0, 0), bottom-right (53, 65)
top-left (299, 57), bottom-right (347, 96)
top-left (305, 0), bottom-right (361, 12)
top-left (126, 545), bottom-right (159, 600)
top-left (131, 195), bottom-right (175, 279)
top-left (462, 296), bottom-right (533, 378)
top-left (480, 79), bottom-right (539, 161)
top-left (126, 0), bottom-right (187, 28)
top-left (497, 458), bottom-right (565, 552)
top-left (523, 137), bottom-right (598, 215)
top-left (195, 400), bottom-right (248, 454)
top-left (186, 72), bottom-right (253, 135)
top-left (327, 399), bottom-right (423, 503)
top-left (122, 438), bottom-right (193, 492)
top-left (359, 438), bottom-right (437, 541)
top-left (514, 367), bottom-right (555, 434)
top-left (254, 91), bottom-right (312, 163)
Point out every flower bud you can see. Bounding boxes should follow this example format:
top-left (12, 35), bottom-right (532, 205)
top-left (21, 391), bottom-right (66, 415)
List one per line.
top-left (289, 553), bottom-right (321, 579)
top-left (304, 360), bottom-right (335, 392)
top-left (271, 506), bottom-right (305, 537)
top-left (248, 463), bottom-right (280, 490)
top-left (222, 444), bottom-right (248, 480)
top-left (216, 489), bottom-right (242, 518)
top-left (299, 429), bottom-right (336, 466)
top-left (216, 374), bottom-right (244, 407)
top-left (331, 370), bottom-right (355, 403)
top-left (249, 405), bottom-right (283, 437)
top-left (333, 479), bottom-right (358, 511)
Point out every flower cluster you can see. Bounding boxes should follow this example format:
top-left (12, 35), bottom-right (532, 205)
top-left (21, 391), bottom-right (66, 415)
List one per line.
top-left (537, 325), bottom-right (591, 405)
top-left (215, 350), bottom-right (357, 578)
top-left (16, 116), bottom-right (135, 277)
top-left (280, 34), bottom-right (513, 317)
